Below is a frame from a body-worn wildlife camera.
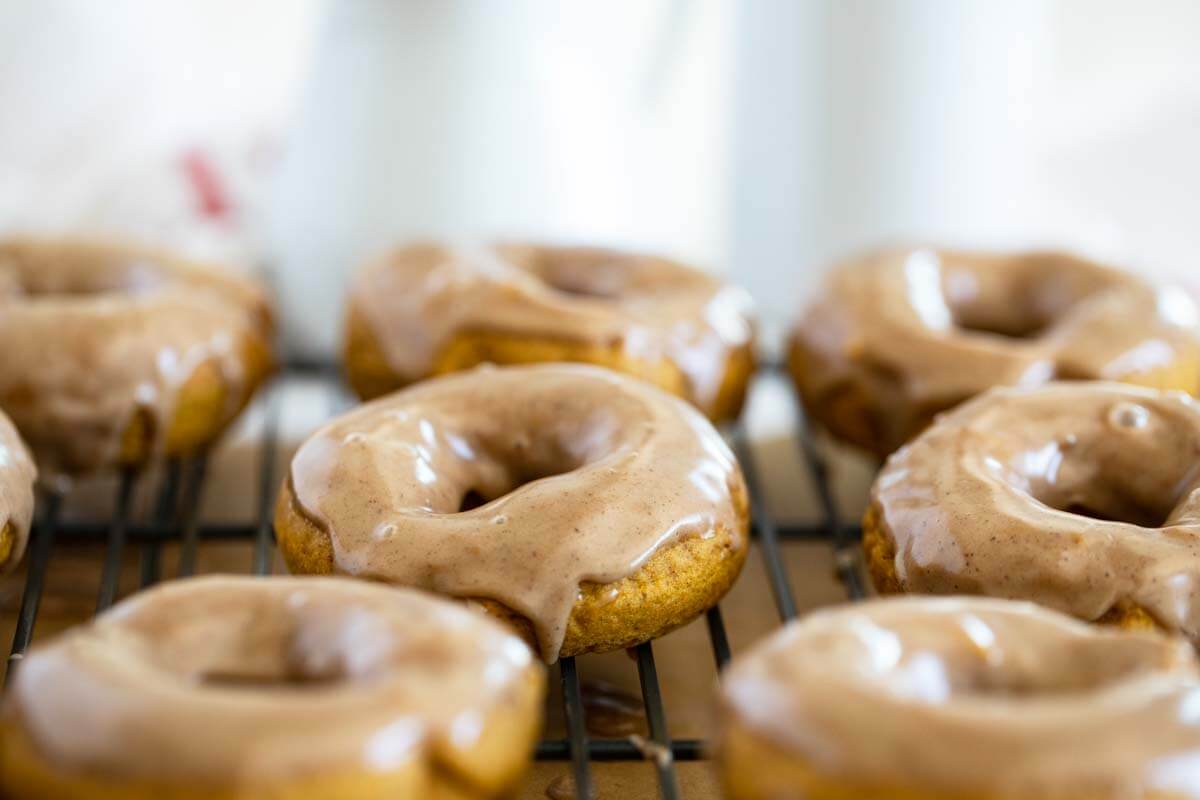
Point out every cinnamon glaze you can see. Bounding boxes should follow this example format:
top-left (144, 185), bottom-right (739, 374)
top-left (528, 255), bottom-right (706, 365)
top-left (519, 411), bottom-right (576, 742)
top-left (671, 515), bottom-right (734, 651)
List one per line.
top-left (872, 382), bottom-right (1200, 640)
top-left (287, 363), bottom-right (747, 660)
top-left (721, 597), bottom-right (1200, 796)
top-left (348, 242), bottom-right (754, 416)
top-left (791, 247), bottom-right (1200, 454)
top-left (4, 576), bottom-right (540, 783)
top-left (0, 238), bottom-right (272, 475)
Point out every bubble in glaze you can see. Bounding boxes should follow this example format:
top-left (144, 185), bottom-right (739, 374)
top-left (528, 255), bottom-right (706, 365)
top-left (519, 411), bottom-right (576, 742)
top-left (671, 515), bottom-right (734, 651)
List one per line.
top-left (1107, 402), bottom-right (1150, 430)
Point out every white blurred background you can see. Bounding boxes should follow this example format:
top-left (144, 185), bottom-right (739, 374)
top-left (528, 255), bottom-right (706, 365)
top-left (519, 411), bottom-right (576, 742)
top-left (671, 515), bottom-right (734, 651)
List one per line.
top-left (1, 0), bottom-right (1197, 354)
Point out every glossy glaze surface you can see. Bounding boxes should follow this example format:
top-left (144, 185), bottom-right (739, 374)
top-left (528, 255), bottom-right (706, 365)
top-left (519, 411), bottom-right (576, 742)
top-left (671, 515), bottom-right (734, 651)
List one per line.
top-left (289, 363), bottom-right (748, 660)
top-left (349, 242), bottom-right (754, 412)
top-left (873, 382), bottom-right (1200, 640)
top-left (0, 238), bottom-right (271, 475)
top-left (722, 596), bottom-right (1200, 797)
top-left (792, 247), bottom-right (1200, 453)
top-left (4, 576), bottom-right (538, 782)
top-left (0, 410), bottom-right (36, 570)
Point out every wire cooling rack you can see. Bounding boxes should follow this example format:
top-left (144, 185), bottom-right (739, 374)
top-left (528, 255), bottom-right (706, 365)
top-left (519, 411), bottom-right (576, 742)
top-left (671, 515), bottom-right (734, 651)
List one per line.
top-left (2, 360), bottom-right (866, 800)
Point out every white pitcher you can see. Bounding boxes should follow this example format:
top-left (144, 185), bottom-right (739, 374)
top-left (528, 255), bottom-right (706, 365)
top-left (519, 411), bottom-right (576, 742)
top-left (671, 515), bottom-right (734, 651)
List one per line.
top-left (268, 0), bottom-right (734, 359)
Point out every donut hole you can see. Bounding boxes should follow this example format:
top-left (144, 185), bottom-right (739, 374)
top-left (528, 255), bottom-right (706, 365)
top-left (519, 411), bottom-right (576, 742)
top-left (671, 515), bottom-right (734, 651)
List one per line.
top-left (512, 246), bottom-right (630, 301)
top-left (955, 651), bottom-right (1166, 697)
top-left (1044, 366), bottom-right (1092, 383)
top-left (137, 597), bottom-right (407, 692)
top-left (941, 271), bottom-right (1056, 340)
top-left (3, 255), bottom-right (167, 297)
top-left (451, 460), bottom-right (585, 513)
top-left (458, 488), bottom-right (488, 512)
top-left (433, 411), bottom-right (629, 515)
top-left (544, 275), bottom-right (621, 300)
top-left (198, 666), bottom-right (344, 689)
top-left (880, 625), bottom-right (1176, 701)
top-left (1025, 464), bottom-right (1184, 529)
top-left (188, 634), bottom-right (354, 691)
top-left (1011, 403), bottom-right (1200, 528)
top-left (948, 308), bottom-right (1049, 340)
top-left (936, 253), bottom-right (1121, 342)
top-left (1058, 501), bottom-right (1172, 528)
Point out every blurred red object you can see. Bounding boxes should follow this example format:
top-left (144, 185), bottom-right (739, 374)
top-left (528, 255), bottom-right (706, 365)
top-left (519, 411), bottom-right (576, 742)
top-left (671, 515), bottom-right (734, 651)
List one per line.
top-left (180, 150), bottom-right (230, 221)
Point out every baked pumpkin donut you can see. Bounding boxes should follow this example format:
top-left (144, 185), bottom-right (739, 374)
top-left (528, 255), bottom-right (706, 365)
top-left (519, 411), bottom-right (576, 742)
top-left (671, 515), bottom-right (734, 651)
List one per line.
top-left (718, 596), bottom-right (1200, 799)
top-left (0, 237), bottom-right (274, 474)
top-left (276, 363), bottom-right (750, 660)
top-left (0, 409), bottom-right (36, 572)
top-left (789, 247), bottom-right (1200, 456)
top-left (865, 382), bottom-right (1200, 641)
top-left (344, 242), bottom-right (756, 422)
top-left (0, 576), bottom-right (545, 800)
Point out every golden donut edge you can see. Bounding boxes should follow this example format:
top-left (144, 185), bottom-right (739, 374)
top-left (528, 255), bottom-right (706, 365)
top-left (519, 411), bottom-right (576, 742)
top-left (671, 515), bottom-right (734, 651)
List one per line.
top-left (274, 477), bottom-right (750, 660)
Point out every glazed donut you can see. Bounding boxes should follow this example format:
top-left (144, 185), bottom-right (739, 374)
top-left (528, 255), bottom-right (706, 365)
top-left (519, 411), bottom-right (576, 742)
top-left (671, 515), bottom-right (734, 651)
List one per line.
top-left (0, 409), bottom-right (35, 572)
top-left (718, 596), bottom-right (1200, 799)
top-left (0, 238), bottom-right (274, 474)
top-left (344, 242), bottom-right (756, 422)
top-left (0, 576), bottom-right (545, 800)
top-left (865, 382), bottom-right (1200, 640)
top-left (789, 247), bottom-right (1200, 456)
top-left (276, 363), bottom-right (750, 660)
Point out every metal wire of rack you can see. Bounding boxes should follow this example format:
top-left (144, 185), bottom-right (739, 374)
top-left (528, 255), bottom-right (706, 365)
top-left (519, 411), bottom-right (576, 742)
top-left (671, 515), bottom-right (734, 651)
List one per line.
top-left (2, 361), bottom-right (866, 799)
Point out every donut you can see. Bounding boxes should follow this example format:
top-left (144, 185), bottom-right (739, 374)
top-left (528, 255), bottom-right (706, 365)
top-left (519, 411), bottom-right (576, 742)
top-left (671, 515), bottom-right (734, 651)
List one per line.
top-left (865, 382), bottom-right (1200, 641)
top-left (0, 237), bottom-right (274, 474)
top-left (276, 363), bottom-right (750, 660)
top-left (0, 575), bottom-right (545, 799)
top-left (0, 409), bottom-right (36, 572)
top-left (718, 596), bottom-right (1200, 799)
top-left (344, 242), bottom-right (756, 422)
top-left (789, 247), bottom-right (1200, 456)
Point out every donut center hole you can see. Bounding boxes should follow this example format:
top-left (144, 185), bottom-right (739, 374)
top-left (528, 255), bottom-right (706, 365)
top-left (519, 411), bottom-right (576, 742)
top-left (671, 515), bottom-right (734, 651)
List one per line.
top-left (6, 259), bottom-right (167, 297)
top-left (882, 644), bottom-right (1165, 703)
top-left (458, 488), bottom-right (488, 512)
top-left (22, 282), bottom-right (134, 297)
top-left (935, 256), bottom-right (1112, 342)
top-left (1029, 472), bottom-right (1181, 528)
top-left (898, 642), bottom-right (1172, 699)
top-left (433, 405), bottom-right (631, 515)
top-left (526, 249), bottom-right (628, 300)
top-left (949, 310), bottom-right (1049, 340)
top-left (956, 659), bottom-right (1158, 697)
top-left (1016, 411), bottom-right (1198, 529)
top-left (544, 275), bottom-right (621, 300)
top-left (454, 462), bottom-right (580, 512)
top-left (1058, 501), bottom-right (1172, 528)
top-left (198, 666), bottom-right (344, 689)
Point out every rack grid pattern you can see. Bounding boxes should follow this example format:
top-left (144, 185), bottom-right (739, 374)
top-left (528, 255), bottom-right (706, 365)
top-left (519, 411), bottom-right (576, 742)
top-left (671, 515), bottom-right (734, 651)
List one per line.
top-left (3, 361), bottom-right (866, 799)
